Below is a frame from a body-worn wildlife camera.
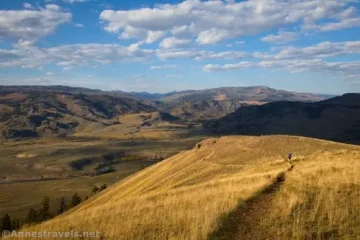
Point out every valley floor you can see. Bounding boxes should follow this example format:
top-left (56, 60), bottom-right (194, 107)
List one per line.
top-left (0, 134), bottom-right (206, 218)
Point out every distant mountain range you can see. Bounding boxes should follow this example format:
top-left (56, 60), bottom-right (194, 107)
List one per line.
top-left (132, 86), bottom-right (333, 121)
top-left (0, 85), bottom-right (346, 141)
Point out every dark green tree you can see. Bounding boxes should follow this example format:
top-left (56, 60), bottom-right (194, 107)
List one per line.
top-left (39, 196), bottom-right (51, 221)
top-left (100, 184), bottom-right (107, 191)
top-left (11, 218), bottom-right (21, 230)
top-left (92, 186), bottom-right (99, 194)
top-left (26, 208), bottom-right (38, 224)
top-left (1, 214), bottom-right (12, 232)
top-left (57, 197), bottom-right (67, 215)
top-left (71, 193), bottom-right (81, 208)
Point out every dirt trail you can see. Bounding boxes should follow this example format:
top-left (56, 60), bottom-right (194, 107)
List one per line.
top-left (209, 164), bottom-right (293, 240)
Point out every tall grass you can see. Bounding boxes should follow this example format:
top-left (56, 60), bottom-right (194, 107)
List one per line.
top-left (261, 149), bottom-right (360, 239)
top-left (11, 136), bottom-right (360, 240)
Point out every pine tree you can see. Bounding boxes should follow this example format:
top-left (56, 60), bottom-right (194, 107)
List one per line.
top-left (57, 197), bottom-right (67, 215)
top-left (39, 196), bottom-right (51, 221)
top-left (71, 193), bottom-right (81, 208)
top-left (26, 208), bottom-right (37, 224)
top-left (1, 214), bottom-right (12, 232)
top-left (92, 186), bottom-right (99, 194)
top-left (11, 218), bottom-right (21, 230)
top-left (100, 184), bottom-right (107, 191)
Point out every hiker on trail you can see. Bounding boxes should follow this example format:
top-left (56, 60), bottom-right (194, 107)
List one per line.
top-left (288, 152), bottom-right (292, 161)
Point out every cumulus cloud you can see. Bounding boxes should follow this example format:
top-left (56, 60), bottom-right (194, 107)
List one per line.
top-left (203, 40), bottom-right (360, 78)
top-left (0, 44), bottom-right (153, 68)
top-left (46, 71), bottom-right (55, 76)
top-left (156, 49), bottom-right (247, 60)
top-left (1, 38), bottom-right (360, 81)
top-left (119, 27), bottom-right (166, 44)
top-left (159, 37), bottom-right (192, 49)
top-left (203, 59), bottom-right (360, 80)
top-left (100, 0), bottom-right (359, 45)
top-left (255, 41), bottom-right (360, 60)
top-left (0, 5), bottom-right (71, 44)
top-left (261, 30), bottom-right (298, 44)
top-left (150, 65), bottom-right (178, 69)
top-left (23, 3), bottom-right (34, 9)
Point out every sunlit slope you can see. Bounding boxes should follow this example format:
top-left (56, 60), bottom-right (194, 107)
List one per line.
top-left (17, 136), bottom-right (360, 240)
top-left (74, 112), bottom-right (183, 139)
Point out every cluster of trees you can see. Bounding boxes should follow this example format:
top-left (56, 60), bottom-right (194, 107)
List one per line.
top-left (95, 163), bottom-right (115, 175)
top-left (1, 182), bottom-right (111, 232)
top-left (0, 193), bottom-right (83, 232)
top-left (92, 184), bottom-right (107, 194)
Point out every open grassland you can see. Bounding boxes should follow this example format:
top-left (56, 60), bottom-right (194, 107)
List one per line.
top-left (0, 136), bottom-right (203, 180)
top-left (6, 135), bottom-right (360, 240)
top-left (0, 161), bottom-right (155, 219)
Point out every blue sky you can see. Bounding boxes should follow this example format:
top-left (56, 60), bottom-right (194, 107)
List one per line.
top-left (0, 0), bottom-right (360, 94)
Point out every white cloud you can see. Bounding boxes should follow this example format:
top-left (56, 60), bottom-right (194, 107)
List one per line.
top-left (46, 71), bottom-right (55, 76)
top-left (261, 30), bottom-right (298, 44)
top-left (304, 17), bottom-right (360, 32)
top-left (196, 29), bottom-right (232, 45)
top-left (167, 74), bottom-right (183, 79)
top-left (1, 39), bottom-right (360, 81)
top-left (159, 37), bottom-right (191, 49)
top-left (75, 23), bottom-right (84, 27)
top-left (119, 27), bottom-right (166, 44)
top-left (100, 0), bottom-right (358, 45)
top-left (235, 41), bottom-right (245, 45)
top-left (255, 41), bottom-right (360, 60)
top-left (203, 62), bottom-right (256, 72)
top-left (156, 49), bottom-right (247, 60)
top-left (203, 59), bottom-right (360, 80)
top-left (23, 3), bottom-right (34, 9)
top-left (0, 5), bottom-right (71, 43)
top-left (0, 44), bottom-right (153, 68)
top-left (195, 51), bottom-right (247, 60)
top-left (150, 65), bottom-right (178, 69)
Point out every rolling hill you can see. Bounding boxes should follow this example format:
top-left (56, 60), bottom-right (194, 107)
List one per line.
top-left (14, 135), bottom-right (360, 240)
top-left (206, 93), bottom-right (360, 144)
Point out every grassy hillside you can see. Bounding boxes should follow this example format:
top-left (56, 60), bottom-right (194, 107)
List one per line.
top-left (12, 135), bottom-right (360, 240)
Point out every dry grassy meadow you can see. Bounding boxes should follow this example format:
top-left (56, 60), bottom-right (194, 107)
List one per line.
top-left (8, 135), bottom-right (359, 240)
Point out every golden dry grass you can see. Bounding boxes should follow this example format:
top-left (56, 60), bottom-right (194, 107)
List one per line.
top-left (257, 149), bottom-right (360, 239)
top-left (11, 135), bottom-right (360, 240)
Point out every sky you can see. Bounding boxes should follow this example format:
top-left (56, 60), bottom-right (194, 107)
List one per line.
top-left (0, 0), bottom-right (360, 94)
